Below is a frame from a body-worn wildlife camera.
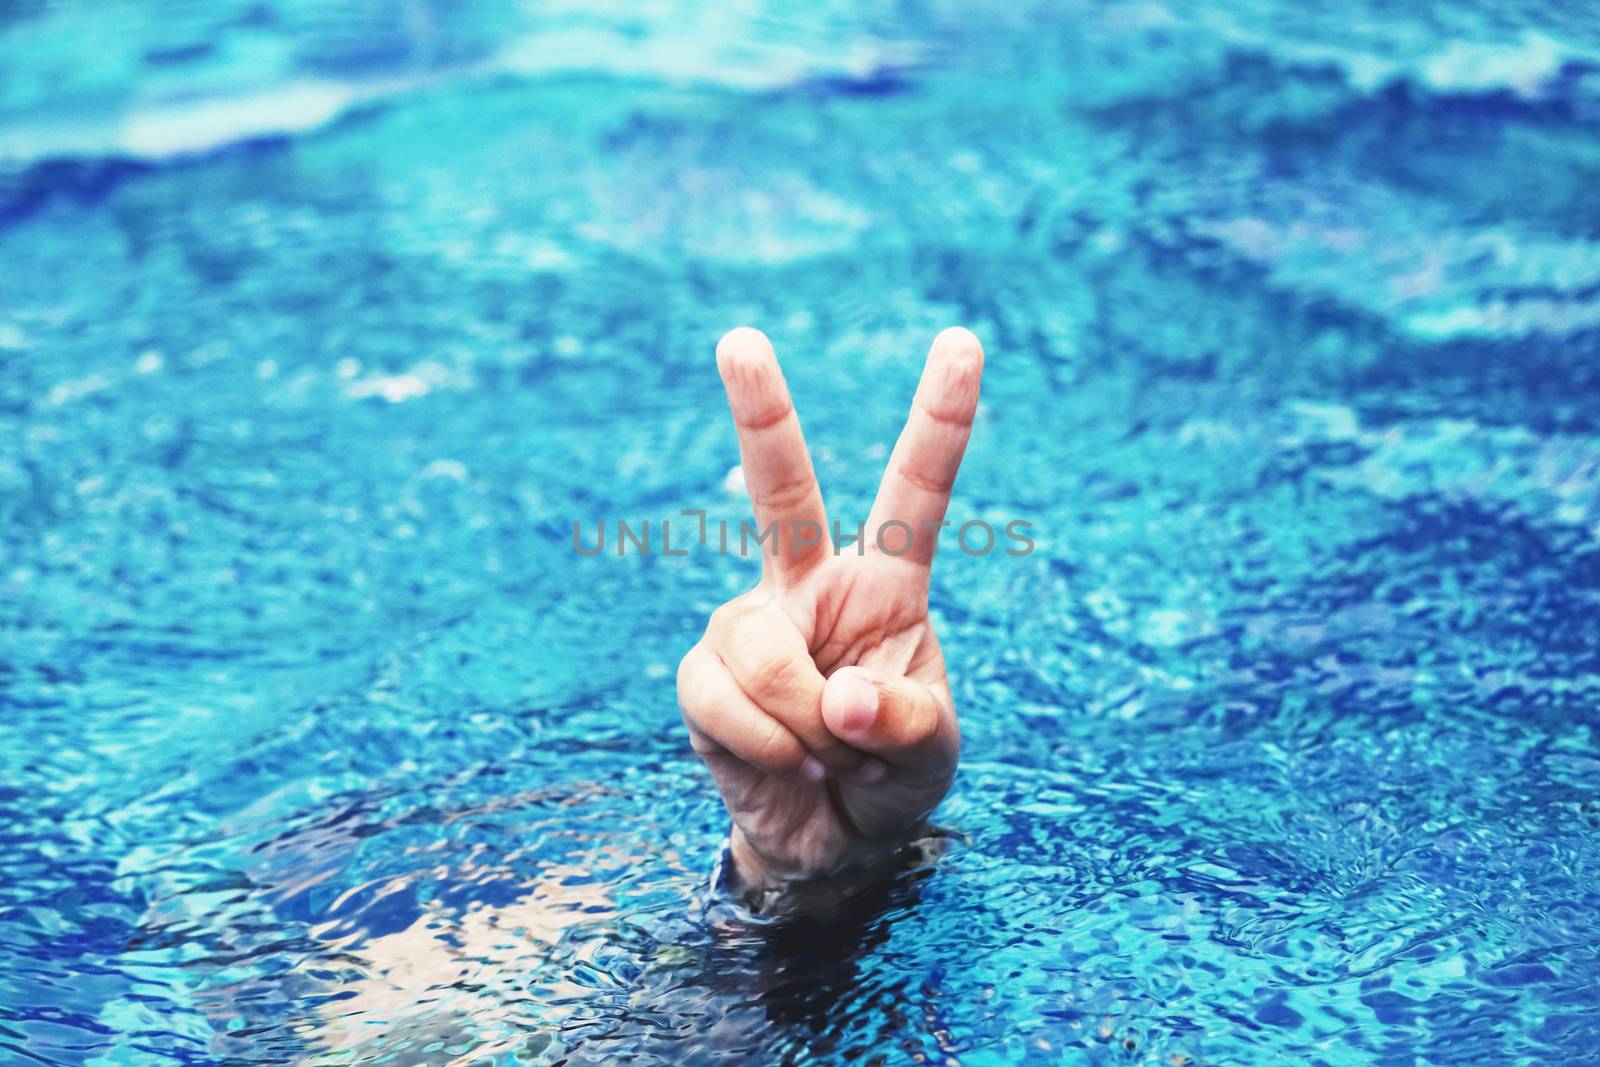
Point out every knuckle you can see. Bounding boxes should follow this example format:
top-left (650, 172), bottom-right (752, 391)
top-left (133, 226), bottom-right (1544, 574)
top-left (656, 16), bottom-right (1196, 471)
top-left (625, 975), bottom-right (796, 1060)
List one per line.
top-left (749, 475), bottom-right (815, 515)
top-left (896, 691), bottom-right (944, 748)
top-left (708, 594), bottom-right (764, 644)
top-left (895, 460), bottom-right (955, 495)
top-left (675, 643), bottom-right (707, 701)
top-left (750, 718), bottom-right (803, 774)
top-left (707, 602), bottom-right (738, 635)
top-left (683, 722), bottom-right (719, 756)
top-left (747, 653), bottom-right (799, 701)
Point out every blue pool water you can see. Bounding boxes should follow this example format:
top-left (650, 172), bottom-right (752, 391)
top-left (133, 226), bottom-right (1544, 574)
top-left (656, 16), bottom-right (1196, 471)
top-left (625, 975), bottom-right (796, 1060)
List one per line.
top-left (4, 2), bottom-right (1600, 1063)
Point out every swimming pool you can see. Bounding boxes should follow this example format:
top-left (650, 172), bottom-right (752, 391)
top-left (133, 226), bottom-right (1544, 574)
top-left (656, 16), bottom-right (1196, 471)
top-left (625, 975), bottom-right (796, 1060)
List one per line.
top-left (3, 1), bottom-right (1599, 1063)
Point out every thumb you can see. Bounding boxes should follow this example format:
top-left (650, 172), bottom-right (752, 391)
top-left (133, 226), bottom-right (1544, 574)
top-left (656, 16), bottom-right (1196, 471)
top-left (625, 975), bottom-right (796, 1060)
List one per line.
top-left (821, 666), bottom-right (955, 768)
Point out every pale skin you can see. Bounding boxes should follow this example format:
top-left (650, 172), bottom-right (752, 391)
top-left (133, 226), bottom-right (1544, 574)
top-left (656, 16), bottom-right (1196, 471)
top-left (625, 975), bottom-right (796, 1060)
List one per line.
top-left (677, 325), bottom-right (985, 892)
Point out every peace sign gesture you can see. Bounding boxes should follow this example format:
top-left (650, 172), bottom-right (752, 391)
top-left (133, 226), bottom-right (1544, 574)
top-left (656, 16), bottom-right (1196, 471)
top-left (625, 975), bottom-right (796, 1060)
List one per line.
top-left (677, 326), bottom-right (984, 900)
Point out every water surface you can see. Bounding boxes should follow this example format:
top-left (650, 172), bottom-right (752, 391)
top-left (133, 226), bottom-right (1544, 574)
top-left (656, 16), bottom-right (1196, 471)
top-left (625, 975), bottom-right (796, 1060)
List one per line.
top-left (3, 1), bottom-right (1600, 1063)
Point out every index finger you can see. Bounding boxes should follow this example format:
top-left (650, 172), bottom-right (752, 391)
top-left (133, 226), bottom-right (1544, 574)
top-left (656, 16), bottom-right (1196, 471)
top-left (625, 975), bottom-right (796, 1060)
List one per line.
top-left (716, 327), bottom-right (831, 584)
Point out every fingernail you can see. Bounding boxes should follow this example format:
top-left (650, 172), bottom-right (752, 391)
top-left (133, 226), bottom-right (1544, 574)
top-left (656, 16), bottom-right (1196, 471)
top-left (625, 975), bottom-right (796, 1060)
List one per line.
top-left (839, 673), bottom-right (878, 733)
top-left (852, 758), bottom-right (889, 784)
top-left (801, 756), bottom-right (826, 782)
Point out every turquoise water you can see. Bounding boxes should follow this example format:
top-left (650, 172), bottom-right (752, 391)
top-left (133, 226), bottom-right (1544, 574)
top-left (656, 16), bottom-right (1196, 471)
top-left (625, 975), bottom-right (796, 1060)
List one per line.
top-left (4, 2), bottom-right (1600, 1063)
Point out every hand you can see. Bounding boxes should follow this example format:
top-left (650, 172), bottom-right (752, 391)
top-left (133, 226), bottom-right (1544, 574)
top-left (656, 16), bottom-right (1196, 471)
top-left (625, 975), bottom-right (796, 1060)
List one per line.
top-left (677, 326), bottom-right (984, 893)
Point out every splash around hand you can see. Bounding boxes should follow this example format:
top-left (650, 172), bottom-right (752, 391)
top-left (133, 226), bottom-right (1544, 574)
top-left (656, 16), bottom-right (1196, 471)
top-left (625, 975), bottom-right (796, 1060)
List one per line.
top-left (677, 326), bottom-right (984, 896)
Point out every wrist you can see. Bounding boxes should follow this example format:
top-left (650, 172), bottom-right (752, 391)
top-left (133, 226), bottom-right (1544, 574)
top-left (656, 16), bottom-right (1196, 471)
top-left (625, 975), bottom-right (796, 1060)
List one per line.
top-left (723, 823), bottom-right (946, 916)
top-left (726, 825), bottom-right (803, 891)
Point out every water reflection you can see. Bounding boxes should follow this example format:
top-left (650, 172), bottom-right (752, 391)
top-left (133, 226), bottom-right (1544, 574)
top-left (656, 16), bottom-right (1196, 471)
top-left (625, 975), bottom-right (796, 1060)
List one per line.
top-left (176, 780), bottom-right (953, 1064)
